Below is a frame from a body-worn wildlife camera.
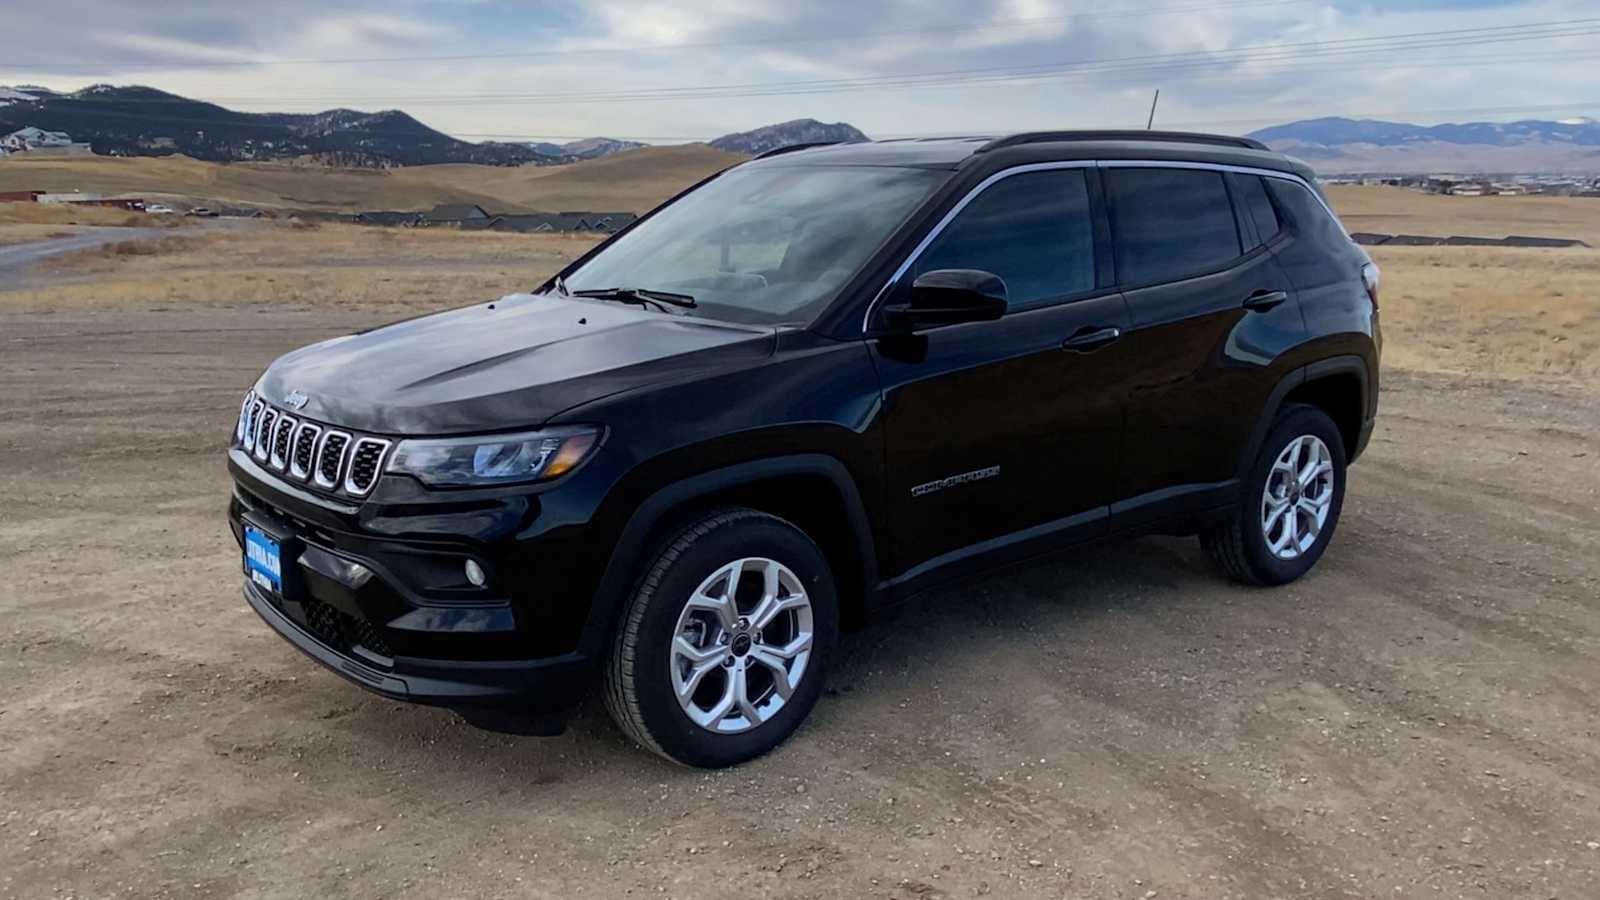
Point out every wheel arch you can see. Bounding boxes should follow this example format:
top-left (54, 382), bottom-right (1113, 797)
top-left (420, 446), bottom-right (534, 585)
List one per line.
top-left (1283, 361), bottom-right (1367, 461)
top-left (577, 454), bottom-right (879, 659)
top-left (1240, 355), bottom-right (1371, 480)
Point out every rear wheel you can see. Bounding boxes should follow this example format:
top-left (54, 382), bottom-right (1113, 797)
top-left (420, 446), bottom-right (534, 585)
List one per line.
top-left (604, 508), bottom-right (838, 767)
top-left (1202, 404), bottom-right (1347, 585)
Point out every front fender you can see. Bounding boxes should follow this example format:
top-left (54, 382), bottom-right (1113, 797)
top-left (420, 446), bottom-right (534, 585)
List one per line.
top-left (574, 452), bottom-right (879, 659)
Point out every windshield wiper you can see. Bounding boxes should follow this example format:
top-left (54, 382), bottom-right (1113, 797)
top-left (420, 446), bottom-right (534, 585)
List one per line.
top-left (571, 287), bottom-right (698, 312)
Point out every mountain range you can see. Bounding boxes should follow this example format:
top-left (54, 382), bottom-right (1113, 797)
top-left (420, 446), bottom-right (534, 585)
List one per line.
top-left (707, 119), bottom-right (868, 155)
top-left (0, 85), bottom-right (551, 167)
top-left (527, 137), bottom-right (649, 160)
top-left (4, 85), bottom-right (1597, 174)
top-left (1245, 116), bottom-right (1600, 173)
top-left (0, 85), bottom-right (871, 168)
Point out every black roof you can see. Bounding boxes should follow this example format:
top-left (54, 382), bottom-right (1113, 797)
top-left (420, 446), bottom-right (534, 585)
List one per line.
top-left (743, 131), bottom-right (1311, 181)
top-left (422, 203), bottom-right (490, 221)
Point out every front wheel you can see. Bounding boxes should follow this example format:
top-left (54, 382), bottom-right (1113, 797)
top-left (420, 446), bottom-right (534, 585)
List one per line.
top-left (1202, 404), bottom-right (1348, 586)
top-left (603, 508), bottom-right (838, 767)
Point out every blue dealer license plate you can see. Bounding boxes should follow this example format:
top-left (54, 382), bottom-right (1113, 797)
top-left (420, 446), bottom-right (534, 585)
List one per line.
top-left (244, 526), bottom-right (283, 596)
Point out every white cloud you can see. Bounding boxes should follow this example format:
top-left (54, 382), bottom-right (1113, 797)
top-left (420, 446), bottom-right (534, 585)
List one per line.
top-left (1, 0), bottom-right (1596, 142)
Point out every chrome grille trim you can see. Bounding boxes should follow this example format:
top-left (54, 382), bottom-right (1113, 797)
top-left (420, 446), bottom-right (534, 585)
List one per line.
top-left (269, 416), bottom-right (297, 471)
top-left (253, 408), bottom-right (278, 463)
top-left (314, 431), bottom-right (352, 490)
top-left (242, 398), bottom-right (265, 452)
top-left (289, 422), bottom-right (322, 481)
top-left (235, 391), bottom-right (256, 444)
top-left (234, 392), bottom-right (392, 498)
top-left (343, 438), bottom-right (391, 496)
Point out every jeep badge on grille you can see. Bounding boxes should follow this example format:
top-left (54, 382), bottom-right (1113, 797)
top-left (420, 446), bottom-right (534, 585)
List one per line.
top-left (284, 390), bottom-right (309, 410)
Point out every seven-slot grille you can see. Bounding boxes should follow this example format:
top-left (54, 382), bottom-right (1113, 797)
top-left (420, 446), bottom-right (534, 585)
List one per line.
top-left (236, 396), bottom-right (390, 498)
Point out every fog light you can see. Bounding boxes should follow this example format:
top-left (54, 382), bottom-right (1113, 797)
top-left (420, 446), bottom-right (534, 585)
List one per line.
top-left (464, 559), bottom-right (487, 587)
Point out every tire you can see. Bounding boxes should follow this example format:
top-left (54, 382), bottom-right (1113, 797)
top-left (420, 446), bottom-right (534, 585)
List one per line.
top-left (1202, 404), bottom-right (1348, 586)
top-left (603, 508), bottom-right (839, 767)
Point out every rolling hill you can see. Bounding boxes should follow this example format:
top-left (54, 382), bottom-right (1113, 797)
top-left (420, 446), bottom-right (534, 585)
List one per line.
top-left (708, 119), bottom-right (868, 155)
top-left (0, 144), bottom-right (747, 213)
top-left (0, 84), bottom-right (547, 167)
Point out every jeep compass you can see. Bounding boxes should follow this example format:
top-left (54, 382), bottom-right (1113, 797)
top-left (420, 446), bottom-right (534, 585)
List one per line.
top-left (228, 131), bottom-right (1381, 767)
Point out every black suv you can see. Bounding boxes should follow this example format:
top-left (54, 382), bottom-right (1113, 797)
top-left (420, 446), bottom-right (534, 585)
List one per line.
top-left (229, 131), bottom-right (1380, 767)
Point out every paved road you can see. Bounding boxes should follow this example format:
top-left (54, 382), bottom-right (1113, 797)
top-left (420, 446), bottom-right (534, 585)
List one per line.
top-left (0, 225), bottom-right (173, 274)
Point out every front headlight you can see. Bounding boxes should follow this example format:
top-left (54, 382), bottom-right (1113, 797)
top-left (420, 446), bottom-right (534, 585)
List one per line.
top-left (385, 426), bottom-right (601, 488)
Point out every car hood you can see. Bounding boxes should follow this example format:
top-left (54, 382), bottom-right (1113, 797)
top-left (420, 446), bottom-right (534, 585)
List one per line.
top-left (256, 293), bottom-right (776, 435)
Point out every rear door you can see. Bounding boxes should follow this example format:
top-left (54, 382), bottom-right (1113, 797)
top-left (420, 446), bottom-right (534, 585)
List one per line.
top-left (1102, 164), bottom-right (1307, 525)
top-left (870, 166), bottom-right (1133, 583)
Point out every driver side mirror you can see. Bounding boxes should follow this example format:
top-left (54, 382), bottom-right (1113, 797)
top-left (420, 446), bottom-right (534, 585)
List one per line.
top-left (882, 269), bottom-right (1008, 331)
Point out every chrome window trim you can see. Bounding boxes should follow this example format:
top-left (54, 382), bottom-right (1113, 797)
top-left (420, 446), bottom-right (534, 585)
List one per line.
top-left (343, 438), bottom-right (392, 497)
top-left (1096, 159), bottom-right (1343, 225)
top-left (289, 422), bottom-right (322, 481)
top-left (860, 161), bottom-right (1095, 332)
top-left (314, 431), bottom-right (352, 490)
top-left (858, 158), bottom-right (1336, 332)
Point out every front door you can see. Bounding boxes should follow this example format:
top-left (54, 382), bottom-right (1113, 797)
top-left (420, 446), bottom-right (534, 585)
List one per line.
top-left (869, 167), bottom-right (1132, 584)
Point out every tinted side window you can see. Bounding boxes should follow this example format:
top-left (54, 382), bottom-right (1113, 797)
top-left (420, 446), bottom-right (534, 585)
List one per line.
top-left (1265, 178), bottom-right (1348, 247)
top-left (913, 169), bottom-right (1095, 312)
top-left (1106, 168), bottom-right (1241, 285)
top-left (1234, 174), bottom-right (1281, 245)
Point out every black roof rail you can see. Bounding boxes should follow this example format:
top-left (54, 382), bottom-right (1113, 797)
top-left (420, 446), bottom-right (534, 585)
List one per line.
top-left (976, 130), bottom-right (1269, 153)
top-left (752, 140), bottom-right (846, 159)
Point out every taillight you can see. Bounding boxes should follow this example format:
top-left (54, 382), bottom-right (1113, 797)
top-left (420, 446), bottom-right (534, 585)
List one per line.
top-left (1361, 261), bottom-right (1380, 310)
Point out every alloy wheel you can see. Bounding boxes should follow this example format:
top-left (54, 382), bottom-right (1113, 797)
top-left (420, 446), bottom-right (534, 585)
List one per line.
top-left (1261, 434), bottom-right (1336, 560)
top-left (669, 557), bottom-right (814, 734)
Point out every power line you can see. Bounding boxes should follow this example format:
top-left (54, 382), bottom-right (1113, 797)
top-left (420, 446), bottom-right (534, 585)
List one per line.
top-left (0, 0), bottom-right (1309, 70)
top-left (8, 21), bottom-right (1595, 144)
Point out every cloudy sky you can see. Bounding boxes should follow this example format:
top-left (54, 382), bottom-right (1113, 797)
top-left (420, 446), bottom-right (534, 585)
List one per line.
top-left (2, 0), bottom-right (1597, 142)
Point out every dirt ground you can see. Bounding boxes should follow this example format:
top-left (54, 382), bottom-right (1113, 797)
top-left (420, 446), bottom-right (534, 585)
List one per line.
top-left (3, 209), bottom-right (1600, 899)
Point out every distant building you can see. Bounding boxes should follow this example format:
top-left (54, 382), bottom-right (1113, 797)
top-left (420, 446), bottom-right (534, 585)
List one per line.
top-left (0, 190), bottom-right (43, 203)
top-left (352, 210), bottom-right (423, 227)
top-left (2, 126), bottom-right (75, 152)
top-left (1348, 232), bottom-right (1394, 246)
top-left (486, 212), bottom-right (638, 234)
top-left (420, 204), bottom-right (491, 225)
top-left (69, 197), bottom-right (146, 211)
top-left (1501, 235), bottom-right (1591, 248)
top-left (36, 192), bottom-right (101, 204)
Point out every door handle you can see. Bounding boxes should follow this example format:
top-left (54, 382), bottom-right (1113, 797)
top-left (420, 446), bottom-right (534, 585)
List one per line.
top-left (1242, 289), bottom-right (1289, 312)
top-left (1062, 325), bottom-right (1122, 352)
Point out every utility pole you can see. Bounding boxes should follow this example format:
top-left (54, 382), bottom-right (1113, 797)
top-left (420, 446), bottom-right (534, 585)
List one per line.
top-left (1146, 89), bottom-right (1161, 130)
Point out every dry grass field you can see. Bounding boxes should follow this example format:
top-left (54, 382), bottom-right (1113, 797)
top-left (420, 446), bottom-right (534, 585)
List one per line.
top-left (2, 181), bottom-right (1599, 899)
top-left (0, 145), bottom-right (743, 214)
top-left (0, 200), bottom-right (189, 246)
top-left (1329, 184), bottom-right (1600, 246)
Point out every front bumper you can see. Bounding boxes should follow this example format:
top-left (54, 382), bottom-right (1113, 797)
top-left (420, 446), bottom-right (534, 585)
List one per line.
top-left (227, 447), bottom-right (608, 720)
top-left (242, 579), bottom-right (589, 714)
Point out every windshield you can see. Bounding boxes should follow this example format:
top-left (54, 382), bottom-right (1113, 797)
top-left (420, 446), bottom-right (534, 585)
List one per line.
top-left (562, 164), bottom-right (948, 326)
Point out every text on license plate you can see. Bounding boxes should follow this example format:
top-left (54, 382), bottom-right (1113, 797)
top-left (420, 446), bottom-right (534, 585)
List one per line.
top-left (244, 526), bottom-right (283, 595)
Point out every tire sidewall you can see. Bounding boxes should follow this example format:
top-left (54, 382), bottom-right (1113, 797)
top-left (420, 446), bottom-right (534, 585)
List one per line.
top-left (628, 514), bottom-right (838, 767)
top-left (1240, 407), bottom-right (1348, 585)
